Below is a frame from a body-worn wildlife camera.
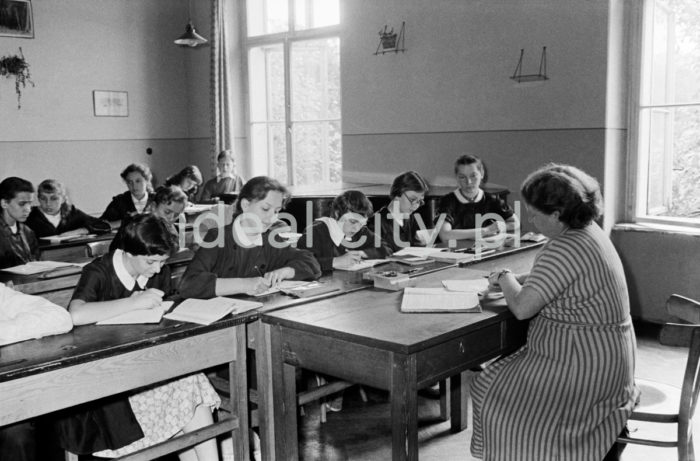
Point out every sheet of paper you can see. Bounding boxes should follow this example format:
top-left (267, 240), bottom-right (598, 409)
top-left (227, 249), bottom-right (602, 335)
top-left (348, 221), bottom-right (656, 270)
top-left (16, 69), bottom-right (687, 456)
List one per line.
top-left (333, 259), bottom-right (389, 271)
top-left (184, 204), bottom-right (216, 214)
top-left (164, 297), bottom-right (262, 325)
top-left (253, 280), bottom-right (309, 297)
top-left (96, 301), bottom-right (173, 325)
top-left (393, 247), bottom-right (445, 257)
top-left (400, 287), bottom-right (480, 313)
top-left (442, 279), bottom-right (489, 293)
top-left (1, 260), bottom-right (76, 275)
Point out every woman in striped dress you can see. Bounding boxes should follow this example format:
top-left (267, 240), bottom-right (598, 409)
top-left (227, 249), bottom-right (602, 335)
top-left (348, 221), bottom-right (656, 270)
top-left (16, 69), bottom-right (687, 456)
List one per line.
top-left (470, 164), bottom-right (639, 461)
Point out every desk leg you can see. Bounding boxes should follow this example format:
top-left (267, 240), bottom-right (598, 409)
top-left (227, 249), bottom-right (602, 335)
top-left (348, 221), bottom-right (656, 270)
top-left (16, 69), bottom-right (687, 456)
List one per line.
top-left (232, 324), bottom-right (251, 461)
top-left (449, 370), bottom-right (469, 433)
top-left (390, 353), bottom-right (418, 461)
top-left (256, 321), bottom-right (275, 461)
top-left (265, 324), bottom-right (298, 461)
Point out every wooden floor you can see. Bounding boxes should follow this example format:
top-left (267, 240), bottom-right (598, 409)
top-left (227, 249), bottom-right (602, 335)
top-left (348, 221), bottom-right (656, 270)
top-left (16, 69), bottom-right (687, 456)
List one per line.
top-left (290, 324), bottom-right (692, 461)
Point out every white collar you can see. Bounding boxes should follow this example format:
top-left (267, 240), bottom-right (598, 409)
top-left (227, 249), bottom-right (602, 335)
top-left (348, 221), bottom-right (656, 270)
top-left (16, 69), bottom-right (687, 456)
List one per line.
top-left (112, 249), bottom-right (149, 291)
top-left (233, 216), bottom-right (263, 247)
top-left (131, 193), bottom-right (149, 213)
top-left (41, 209), bottom-right (62, 226)
top-left (453, 188), bottom-right (483, 204)
top-left (387, 201), bottom-right (405, 227)
top-left (317, 217), bottom-right (346, 246)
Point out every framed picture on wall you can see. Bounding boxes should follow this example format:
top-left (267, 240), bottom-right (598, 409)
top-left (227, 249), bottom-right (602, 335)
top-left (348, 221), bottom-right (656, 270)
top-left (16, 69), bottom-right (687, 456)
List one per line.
top-left (0, 0), bottom-right (34, 38)
top-left (93, 90), bottom-right (129, 117)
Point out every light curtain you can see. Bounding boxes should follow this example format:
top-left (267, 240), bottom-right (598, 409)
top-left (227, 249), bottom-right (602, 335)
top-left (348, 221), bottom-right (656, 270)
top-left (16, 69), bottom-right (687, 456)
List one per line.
top-left (209, 0), bottom-right (233, 176)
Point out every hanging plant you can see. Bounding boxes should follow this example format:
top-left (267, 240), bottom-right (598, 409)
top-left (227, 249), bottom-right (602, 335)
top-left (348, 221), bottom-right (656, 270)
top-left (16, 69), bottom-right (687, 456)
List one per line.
top-left (0, 47), bottom-right (34, 109)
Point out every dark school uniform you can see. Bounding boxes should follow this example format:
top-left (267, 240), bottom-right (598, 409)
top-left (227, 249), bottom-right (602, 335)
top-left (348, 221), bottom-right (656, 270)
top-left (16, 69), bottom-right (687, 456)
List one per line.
top-left (26, 205), bottom-right (111, 238)
top-left (297, 219), bottom-right (392, 273)
top-left (368, 205), bottom-right (422, 252)
top-left (434, 189), bottom-right (513, 231)
top-left (100, 191), bottom-right (154, 222)
top-left (199, 175), bottom-right (244, 202)
top-left (0, 219), bottom-right (39, 269)
top-left (178, 220), bottom-right (321, 299)
top-left (54, 253), bottom-right (171, 455)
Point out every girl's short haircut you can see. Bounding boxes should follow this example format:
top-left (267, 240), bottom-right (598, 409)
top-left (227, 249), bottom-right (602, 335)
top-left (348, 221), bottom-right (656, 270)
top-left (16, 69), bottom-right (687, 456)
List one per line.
top-left (0, 177), bottom-right (34, 201)
top-left (152, 185), bottom-right (188, 206)
top-left (520, 163), bottom-right (603, 229)
top-left (235, 176), bottom-right (290, 213)
top-left (166, 165), bottom-right (203, 187)
top-left (331, 190), bottom-right (373, 219)
top-left (118, 214), bottom-right (178, 257)
top-left (454, 154), bottom-right (488, 184)
top-left (217, 150), bottom-right (235, 162)
top-left (120, 163), bottom-right (154, 193)
top-left (37, 179), bottom-right (72, 207)
top-left (389, 171), bottom-right (429, 199)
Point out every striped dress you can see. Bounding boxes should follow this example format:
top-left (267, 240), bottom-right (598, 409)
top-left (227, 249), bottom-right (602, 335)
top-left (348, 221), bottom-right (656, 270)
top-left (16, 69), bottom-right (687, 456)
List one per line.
top-left (470, 223), bottom-right (639, 461)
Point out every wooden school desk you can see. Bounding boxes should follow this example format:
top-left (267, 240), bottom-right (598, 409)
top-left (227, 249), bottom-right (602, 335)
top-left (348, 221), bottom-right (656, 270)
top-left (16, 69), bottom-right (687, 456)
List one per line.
top-left (0, 312), bottom-right (254, 461)
top-left (258, 247), bottom-right (538, 461)
top-left (38, 232), bottom-right (116, 262)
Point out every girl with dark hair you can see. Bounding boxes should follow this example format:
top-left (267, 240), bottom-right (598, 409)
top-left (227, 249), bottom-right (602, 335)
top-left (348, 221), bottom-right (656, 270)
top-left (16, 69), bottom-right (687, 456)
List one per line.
top-left (165, 165), bottom-right (203, 204)
top-left (199, 150), bottom-right (245, 202)
top-left (298, 190), bottom-right (391, 272)
top-left (0, 176), bottom-right (39, 269)
top-left (470, 164), bottom-right (638, 461)
top-left (368, 171), bottom-right (429, 252)
top-left (100, 163), bottom-right (155, 222)
top-left (109, 185), bottom-right (188, 252)
top-left (58, 214), bottom-right (220, 460)
top-left (435, 154), bottom-right (516, 242)
top-left (179, 176), bottom-right (321, 298)
top-left (27, 179), bottom-right (110, 238)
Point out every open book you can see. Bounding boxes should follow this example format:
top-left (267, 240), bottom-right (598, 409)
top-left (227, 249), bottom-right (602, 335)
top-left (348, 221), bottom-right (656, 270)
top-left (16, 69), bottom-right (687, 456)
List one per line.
top-left (400, 287), bottom-right (481, 313)
top-left (164, 297), bottom-right (262, 325)
top-left (333, 259), bottom-right (389, 271)
top-left (97, 301), bottom-right (174, 325)
top-left (1, 260), bottom-right (83, 276)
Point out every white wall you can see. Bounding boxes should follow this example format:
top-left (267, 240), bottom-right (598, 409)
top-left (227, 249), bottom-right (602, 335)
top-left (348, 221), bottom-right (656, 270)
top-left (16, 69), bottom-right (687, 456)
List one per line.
top-left (340, 0), bottom-right (615, 225)
top-left (0, 0), bottom-right (209, 213)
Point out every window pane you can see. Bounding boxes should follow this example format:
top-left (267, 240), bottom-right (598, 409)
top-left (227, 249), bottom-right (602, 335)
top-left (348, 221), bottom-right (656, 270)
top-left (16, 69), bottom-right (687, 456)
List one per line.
top-left (291, 121), bottom-right (341, 186)
top-left (249, 45), bottom-right (285, 123)
top-left (295, 0), bottom-right (339, 30)
top-left (251, 122), bottom-right (288, 183)
top-left (645, 0), bottom-right (700, 106)
top-left (247, 0), bottom-right (288, 37)
top-left (641, 106), bottom-right (700, 218)
top-left (290, 38), bottom-right (341, 121)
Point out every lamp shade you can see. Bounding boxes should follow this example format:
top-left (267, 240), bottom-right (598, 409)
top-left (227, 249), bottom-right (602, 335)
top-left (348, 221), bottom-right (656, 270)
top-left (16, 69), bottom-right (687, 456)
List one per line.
top-left (174, 21), bottom-right (208, 47)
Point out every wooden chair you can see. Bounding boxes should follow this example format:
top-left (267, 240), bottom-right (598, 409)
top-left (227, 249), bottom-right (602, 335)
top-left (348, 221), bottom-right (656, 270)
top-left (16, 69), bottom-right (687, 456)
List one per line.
top-left (86, 240), bottom-right (111, 258)
top-left (618, 294), bottom-right (700, 460)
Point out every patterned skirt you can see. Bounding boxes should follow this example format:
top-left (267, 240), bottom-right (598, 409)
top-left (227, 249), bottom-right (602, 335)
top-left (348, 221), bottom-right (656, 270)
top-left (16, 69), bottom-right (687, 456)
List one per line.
top-left (93, 373), bottom-right (221, 458)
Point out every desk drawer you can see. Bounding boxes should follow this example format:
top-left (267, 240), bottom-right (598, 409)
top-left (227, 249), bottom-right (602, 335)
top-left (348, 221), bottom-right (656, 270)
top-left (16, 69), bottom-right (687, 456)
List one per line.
top-left (415, 322), bottom-right (502, 385)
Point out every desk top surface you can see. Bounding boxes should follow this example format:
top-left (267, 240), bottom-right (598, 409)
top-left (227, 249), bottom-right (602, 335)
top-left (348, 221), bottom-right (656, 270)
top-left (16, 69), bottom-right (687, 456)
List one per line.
top-left (0, 311), bottom-right (254, 383)
top-left (261, 245), bottom-right (540, 353)
top-left (37, 231), bottom-right (116, 250)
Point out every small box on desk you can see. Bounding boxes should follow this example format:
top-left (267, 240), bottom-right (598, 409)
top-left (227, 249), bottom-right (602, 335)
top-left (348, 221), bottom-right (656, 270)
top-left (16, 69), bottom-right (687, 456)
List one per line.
top-left (370, 272), bottom-right (414, 291)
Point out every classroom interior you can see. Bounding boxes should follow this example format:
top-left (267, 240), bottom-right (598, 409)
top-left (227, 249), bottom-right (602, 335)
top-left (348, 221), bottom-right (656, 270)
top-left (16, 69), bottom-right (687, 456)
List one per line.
top-left (2, 0), bottom-right (700, 458)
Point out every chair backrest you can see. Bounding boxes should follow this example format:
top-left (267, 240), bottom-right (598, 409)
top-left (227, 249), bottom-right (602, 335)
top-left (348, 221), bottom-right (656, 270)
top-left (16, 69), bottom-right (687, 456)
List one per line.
top-left (86, 240), bottom-right (111, 258)
top-left (680, 327), bottom-right (700, 429)
top-left (668, 294), bottom-right (700, 324)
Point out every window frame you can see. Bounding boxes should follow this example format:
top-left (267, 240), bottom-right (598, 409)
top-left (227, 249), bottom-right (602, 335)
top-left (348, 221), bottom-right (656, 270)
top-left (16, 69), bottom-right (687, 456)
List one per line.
top-left (240, 0), bottom-right (341, 186)
top-left (627, 0), bottom-right (700, 230)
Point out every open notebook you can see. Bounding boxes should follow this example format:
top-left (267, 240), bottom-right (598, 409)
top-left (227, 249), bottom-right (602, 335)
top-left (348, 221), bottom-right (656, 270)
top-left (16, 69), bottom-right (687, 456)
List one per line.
top-left (333, 259), bottom-right (389, 271)
top-left (400, 287), bottom-right (481, 313)
top-left (164, 297), bottom-right (262, 325)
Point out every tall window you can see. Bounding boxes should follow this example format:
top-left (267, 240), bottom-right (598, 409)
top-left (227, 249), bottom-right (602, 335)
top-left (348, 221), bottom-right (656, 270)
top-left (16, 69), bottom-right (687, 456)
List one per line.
top-left (245, 0), bottom-right (341, 186)
top-left (632, 0), bottom-right (700, 227)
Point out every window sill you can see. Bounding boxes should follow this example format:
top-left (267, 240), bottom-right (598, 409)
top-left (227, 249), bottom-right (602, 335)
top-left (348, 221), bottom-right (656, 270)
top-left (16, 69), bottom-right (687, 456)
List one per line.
top-left (613, 222), bottom-right (700, 237)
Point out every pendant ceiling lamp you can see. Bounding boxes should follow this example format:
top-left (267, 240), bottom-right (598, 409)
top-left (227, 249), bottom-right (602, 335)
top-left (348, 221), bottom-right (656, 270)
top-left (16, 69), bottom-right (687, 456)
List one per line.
top-left (174, 0), bottom-right (207, 47)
